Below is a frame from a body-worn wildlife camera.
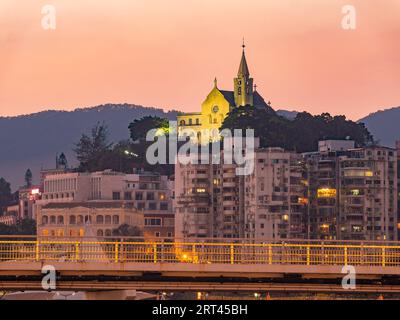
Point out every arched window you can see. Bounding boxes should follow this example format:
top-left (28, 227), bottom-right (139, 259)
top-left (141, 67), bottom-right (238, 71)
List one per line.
top-left (113, 215), bottom-right (120, 225)
top-left (42, 215), bottom-right (48, 225)
top-left (105, 229), bottom-right (112, 237)
top-left (50, 216), bottom-right (56, 224)
top-left (57, 216), bottom-right (64, 224)
top-left (69, 215), bottom-right (76, 225)
top-left (77, 215), bottom-right (84, 224)
top-left (96, 215), bottom-right (104, 224)
top-left (188, 118), bottom-right (192, 125)
top-left (97, 229), bottom-right (104, 237)
top-left (84, 215), bottom-right (92, 224)
top-left (105, 215), bottom-right (111, 224)
top-left (180, 120), bottom-right (185, 126)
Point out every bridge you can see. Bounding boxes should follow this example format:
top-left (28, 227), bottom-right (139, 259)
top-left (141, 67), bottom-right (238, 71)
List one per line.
top-left (1, 237), bottom-right (400, 294)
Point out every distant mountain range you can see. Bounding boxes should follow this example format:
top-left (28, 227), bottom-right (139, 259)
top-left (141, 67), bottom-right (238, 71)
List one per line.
top-left (0, 104), bottom-right (178, 189)
top-left (1, 103), bottom-right (399, 190)
top-left (358, 107), bottom-right (400, 147)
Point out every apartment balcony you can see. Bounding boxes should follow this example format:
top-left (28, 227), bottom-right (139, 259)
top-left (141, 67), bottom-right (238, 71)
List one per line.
top-left (223, 182), bottom-right (237, 188)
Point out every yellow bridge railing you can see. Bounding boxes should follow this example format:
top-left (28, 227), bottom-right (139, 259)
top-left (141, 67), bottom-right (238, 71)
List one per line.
top-left (0, 239), bottom-right (400, 267)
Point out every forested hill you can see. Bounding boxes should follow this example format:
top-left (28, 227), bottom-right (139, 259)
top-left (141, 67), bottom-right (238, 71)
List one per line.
top-left (0, 104), bottom-right (178, 189)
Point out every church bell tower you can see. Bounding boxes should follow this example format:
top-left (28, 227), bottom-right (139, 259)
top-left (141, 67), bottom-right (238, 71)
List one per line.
top-left (234, 41), bottom-right (254, 107)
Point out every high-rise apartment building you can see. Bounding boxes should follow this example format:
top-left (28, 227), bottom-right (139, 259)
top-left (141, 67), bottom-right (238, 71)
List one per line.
top-left (174, 142), bottom-right (308, 240)
top-left (305, 140), bottom-right (398, 241)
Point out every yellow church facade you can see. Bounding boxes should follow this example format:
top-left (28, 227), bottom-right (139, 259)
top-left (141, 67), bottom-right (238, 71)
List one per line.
top-left (177, 44), bottom-right (272, 142)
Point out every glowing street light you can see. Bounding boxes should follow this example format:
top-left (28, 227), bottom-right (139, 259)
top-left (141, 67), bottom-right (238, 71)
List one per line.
top-left (124, 150), bottom-right (138, 157)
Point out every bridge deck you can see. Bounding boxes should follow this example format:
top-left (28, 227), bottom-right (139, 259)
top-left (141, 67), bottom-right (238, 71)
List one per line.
top-left (1, 239), bottom-right (400, 292)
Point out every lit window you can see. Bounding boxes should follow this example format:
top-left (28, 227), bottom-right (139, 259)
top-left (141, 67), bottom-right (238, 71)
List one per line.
top-left (317, 188), bottom-right (337, 198)
top-left (365, 171), bottom-right (373, 177)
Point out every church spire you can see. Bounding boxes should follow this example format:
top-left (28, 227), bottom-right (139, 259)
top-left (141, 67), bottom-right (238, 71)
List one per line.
top-left (234, 40), bottom-right (254, 107)
top-left (238, 39), bottom-right (250, 77)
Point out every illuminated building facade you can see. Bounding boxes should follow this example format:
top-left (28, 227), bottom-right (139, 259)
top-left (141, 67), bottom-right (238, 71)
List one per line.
top-left (305, 140), bottom-right (398, 241)
top-left (35, 170), bottom-right (174, 239)
top-left (37, 202), bottom-right (143, 238)
top-left (18, 185), bottom-right (42, 220)
top-left (338, 146), bottom-right (397, 241)
top-left (177, 44), bottom-right (273, 143)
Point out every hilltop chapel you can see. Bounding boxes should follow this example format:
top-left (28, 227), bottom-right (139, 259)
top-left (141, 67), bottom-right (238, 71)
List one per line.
top-left (177, 43), bottom-right (273, 142)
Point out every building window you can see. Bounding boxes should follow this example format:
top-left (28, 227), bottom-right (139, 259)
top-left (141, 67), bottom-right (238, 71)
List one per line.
top-left (155, 232), bottom-right (161, 237)
top-left (147, 192), bottom-right (155, 200)
top-left (96, 215), bottom-right (104, 224)
top-left (50, 216), bottom-right (56, 224)
top-left (97, 229), bottom-right (104, 237)
top-left (135, 192), bottom-right (143, 200)
top-left (124, 192), bottom-right (132, 200)
top-left (77, 215), bottom-right (84, 224)
top-left (105, 229), bottom-right (112, 237)
top-left (160, 202), bottom-right (168, 211)
top-left (57, 216), bottom-right (64, 225)
top-left (148, 202), bottom-right (157, 210)
top-left (69, 215), bottom-right (76, 225)
top-left (112, 215), bottom-right (119, 225)
top-left (145, 218), bottom-right (162, 226)
top-left (112, 192), bottom-right (121, 200)
top-left (42, 215), bottom-right (49, 225)
top-left (105, 215), bottom-right (111, 224)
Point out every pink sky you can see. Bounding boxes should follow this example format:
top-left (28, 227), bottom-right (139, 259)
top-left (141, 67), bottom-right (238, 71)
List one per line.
top-left (0, 0), bottom-right (399, 120)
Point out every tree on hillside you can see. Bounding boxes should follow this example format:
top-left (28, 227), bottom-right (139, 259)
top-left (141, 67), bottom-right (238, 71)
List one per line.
top-left (0, 178), bottom-right (13, 215)
top-left (24, 169), bottom-right (33, 187)
top-left (128, 116), bottom-right (169, 142)
top-left (221, 107), bottom-right (374, 152)
top-left (74, 122), bottom-right (113, 172)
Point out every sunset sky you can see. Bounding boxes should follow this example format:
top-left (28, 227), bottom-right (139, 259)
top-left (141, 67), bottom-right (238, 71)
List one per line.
top-left (0, 0), bottom-right (399, 120)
